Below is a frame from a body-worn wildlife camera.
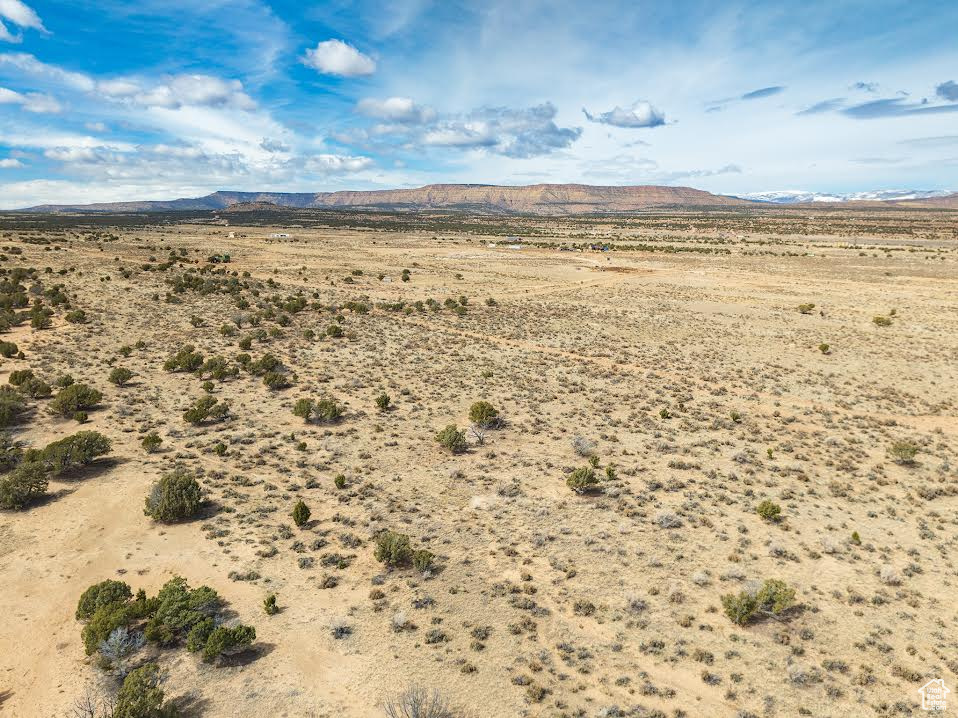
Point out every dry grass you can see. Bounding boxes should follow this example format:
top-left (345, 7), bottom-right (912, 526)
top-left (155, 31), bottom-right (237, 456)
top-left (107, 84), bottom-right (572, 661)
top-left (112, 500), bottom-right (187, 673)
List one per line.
top-left (0, 209), bottom-right (956, 717)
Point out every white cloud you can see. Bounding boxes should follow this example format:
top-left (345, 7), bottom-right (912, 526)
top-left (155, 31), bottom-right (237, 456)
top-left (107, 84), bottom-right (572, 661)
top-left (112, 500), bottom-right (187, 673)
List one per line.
top-left (0, 131), bottom-right (134, 152)
top-left (356, 96), bottom-right (435, 124)
top-left (303, 39), bottom-right (376, 77)
top-left (583, 100), bottom-right (666, 128)
top-left (97, 78), bottom-right (140, 98)
top-left (0, 157), bottom-right (21, 167)
top-left (0, 0), bottom-right (44, 41)
top-left (0, 53), bottom-right (94, 90)
top-left (0, 85), bottom-right (60, 113)
top-left (134, 75), bottom-right (256, 110)
top-left (304, 154), bottom-right (374, 174)
top-left (96, 74), bottom-right (257, 110)
top-left (417, 103), bottom-right (581, 158)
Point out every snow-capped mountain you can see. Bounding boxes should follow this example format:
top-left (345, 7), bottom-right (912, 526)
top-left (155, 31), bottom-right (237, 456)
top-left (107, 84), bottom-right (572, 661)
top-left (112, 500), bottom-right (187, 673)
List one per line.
top-left (737, 189), bottom-right (953, 204)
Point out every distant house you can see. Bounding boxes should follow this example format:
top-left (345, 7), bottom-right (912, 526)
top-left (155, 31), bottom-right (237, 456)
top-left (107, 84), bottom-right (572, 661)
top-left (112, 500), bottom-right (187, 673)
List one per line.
top-left (269, 233), bottom-right (291, 239)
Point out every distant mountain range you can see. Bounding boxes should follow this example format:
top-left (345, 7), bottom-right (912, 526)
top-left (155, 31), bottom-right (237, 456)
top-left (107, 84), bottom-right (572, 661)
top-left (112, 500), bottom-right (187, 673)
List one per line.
top-left (16, 183), bottom-right (958, 215)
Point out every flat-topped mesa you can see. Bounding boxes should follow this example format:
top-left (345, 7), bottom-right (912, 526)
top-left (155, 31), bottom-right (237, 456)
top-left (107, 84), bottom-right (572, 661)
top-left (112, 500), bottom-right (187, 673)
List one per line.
top-left (21, 183), bottom-right (758, 215)
top-left (22, 183), bottom-right (958, 214)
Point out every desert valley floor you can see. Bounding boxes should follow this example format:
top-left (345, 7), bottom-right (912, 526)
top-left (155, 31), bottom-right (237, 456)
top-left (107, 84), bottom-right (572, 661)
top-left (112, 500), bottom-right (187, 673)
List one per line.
top-left (1, 208), bottom-right (956, 718)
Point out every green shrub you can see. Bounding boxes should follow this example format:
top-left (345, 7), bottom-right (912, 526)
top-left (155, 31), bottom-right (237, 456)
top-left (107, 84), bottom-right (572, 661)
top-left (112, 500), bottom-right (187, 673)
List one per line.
top-left (872, 315), bottom-right (892, 327)
top-left (262, 371), bottom-right (290, 390)
top-left (185, 617), bottom-right (215, 653)
top-left (163, 344), bottom-right (203, 372)
top-left (0, 433), bottom-right (23, 471)
top-left (50, 383), bottom-right (102, 417)
top-left (0, 386), bottom-right (26, 427)
top-left (0, 461), bottom-right (49, 509)
top-left (818, 343), bottom-right (830, 354)
top-left (249, 353), bottom-right (282, 375)
top-left (326, 324), bottom-right (343, 338)
top-left (144, 468), bottom-right (202, 523)
top-left (238, 336), bottom-right (252, 350)
top-left (291, 499), bottom-right (311, 527)
top-left (183, 395), bottom-right (228, 424)
top-left (888, 440), bottom-right (918, 465)
top-left (722, 578), bottom-right (796, 626)
top-left (0, 340), bottom-right (17, 358)
top-left (64, 309), bottom-right (87, 324)
top-left (263, 594), bottom-right (278, 615)
top-left (720, 591), bottom-right (758, 626)
top-left (141, 432), bottom-right (162, 453)
top-left (469, 400), bottom-right (499, 428)
top-left (40, 430), bottom-right (112, 475)
top-left (314, 397), bottom-right (343, 423)
top-left (756, 499), bottom-right (782, 521)
top-left (18, 375), bottom-right (51, 398)
top-left (334, 474), bottom-right (346, 489)
top-left (413, 549), bottom-right (435, 573)
top-left (797, 303), bottom-right (815, 314)
top-left (202, 625), bottom-right (255, 663)
top-left (198, 356), bottom-right (237, 381)
top-left (144, 576), bottom-right (221, 645)
top-left (375, 392), bottom-right (391, 411)
top-left (30, 306), bottom-right (53, 329)
top-left (76, 579), bottom-right (133, 621)
top-left (292, 398), bottom-right (314, 422)
top-left (113, 663), bottom-right (174, 718)
top-left (374, 530), bottom-right (412, 567)
top-left (81, 601), bottom-right (138, 656)
top-left (435, 425), bottom-right (466, 454)
top-left (566, 467), bottom-right (599, 493)
top-left (8, 369), bottom-right (33, 386)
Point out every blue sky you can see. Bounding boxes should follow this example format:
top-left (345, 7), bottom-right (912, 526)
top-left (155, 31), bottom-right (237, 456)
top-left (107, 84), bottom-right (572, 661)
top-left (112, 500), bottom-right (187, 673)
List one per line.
top-left (0, 0), bottom-right (956, 207)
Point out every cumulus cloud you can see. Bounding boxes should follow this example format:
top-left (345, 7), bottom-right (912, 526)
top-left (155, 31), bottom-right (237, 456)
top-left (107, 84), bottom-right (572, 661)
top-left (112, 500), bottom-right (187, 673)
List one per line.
top-left (0, 85), bottom-right (60, 112)
top-left (583, 100), bottom-right (665, 128)
top-left (0, 0), bottom-right (45, 42)
top-left (0, 157), bottom-right (22, 167)
top-left (303, 39), bottom-right (375, 77)
top-left (937, 80), bottom-right (958, 102)
top-left (303, 154), bottom-right (375, 173)
top-left (107, 75), bottom-right (257, 110)
top-left (422, 103), bottom-right (581, 158)
top-left (356, 96), bottom-right (435, 124)
top-left (741, 86), bottom-right (785, 100)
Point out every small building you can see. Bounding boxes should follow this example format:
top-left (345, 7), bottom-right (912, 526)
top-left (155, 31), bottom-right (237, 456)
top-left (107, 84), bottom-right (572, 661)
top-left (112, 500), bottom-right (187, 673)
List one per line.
top-left (269, 233), bottom-right (291, 239)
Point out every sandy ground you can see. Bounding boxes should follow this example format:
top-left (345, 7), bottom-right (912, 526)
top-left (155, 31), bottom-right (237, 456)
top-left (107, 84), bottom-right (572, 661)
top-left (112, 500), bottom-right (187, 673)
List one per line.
top-left (1, 213), bottom-right (956, 717)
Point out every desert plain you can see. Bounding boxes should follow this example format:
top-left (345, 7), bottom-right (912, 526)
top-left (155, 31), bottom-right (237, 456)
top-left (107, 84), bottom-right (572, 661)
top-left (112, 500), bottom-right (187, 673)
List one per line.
top-left (0, 206), bottom-right (956, 718)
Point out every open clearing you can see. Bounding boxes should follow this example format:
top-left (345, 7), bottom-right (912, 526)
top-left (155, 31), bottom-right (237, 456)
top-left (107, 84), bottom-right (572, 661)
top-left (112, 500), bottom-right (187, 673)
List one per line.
top-left (1, 209), bottom-right (956, 717)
